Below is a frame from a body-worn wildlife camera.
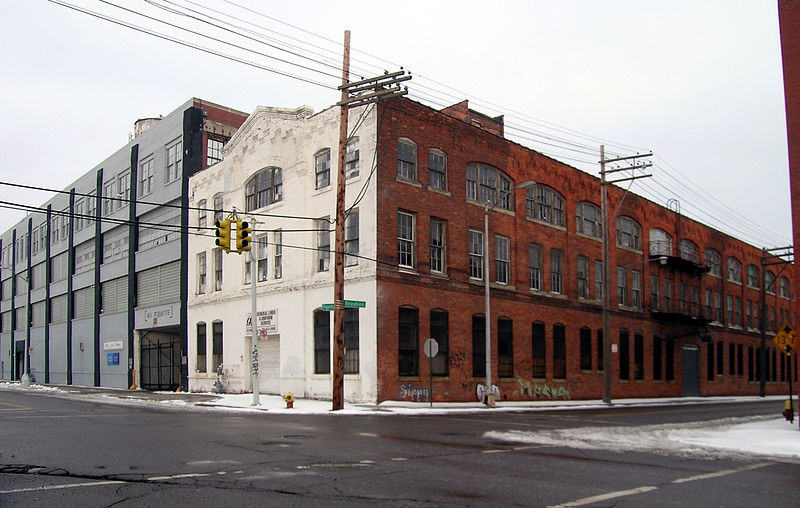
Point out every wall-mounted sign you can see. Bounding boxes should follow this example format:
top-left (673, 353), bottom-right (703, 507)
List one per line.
top-left (245, 309), bottom-right (278, 337)
top-left (107, 352), bottom-right (120, 366)
top-left (135, 303), bottom-right (179, 329)
top-left (103, 340), bottom-right (124, 351)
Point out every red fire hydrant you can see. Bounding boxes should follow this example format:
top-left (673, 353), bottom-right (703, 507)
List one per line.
top-left (283, 393), bottom-right (294, 409)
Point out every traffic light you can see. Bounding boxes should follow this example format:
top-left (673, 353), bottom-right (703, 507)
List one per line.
top-left (236, 219), bottom-right (252, 253)
top-left (215, 219), bottom-right (231, 251)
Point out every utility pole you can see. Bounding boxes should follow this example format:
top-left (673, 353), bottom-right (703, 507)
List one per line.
top-left (600, 145), bottom-right (652, 404)
top-left (760, 245), bottom-right (793, 397)
top-left (331, 32), bottom-right (411, 410)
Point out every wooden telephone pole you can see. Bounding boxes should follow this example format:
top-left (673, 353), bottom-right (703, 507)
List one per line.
top-left (331, 31), bottom-right (410, 410)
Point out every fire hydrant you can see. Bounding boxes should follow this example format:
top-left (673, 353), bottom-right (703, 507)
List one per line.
top-left (783, 399), bottom-right (795, 422)
top-left (283, 392), bottom-right (294, 409)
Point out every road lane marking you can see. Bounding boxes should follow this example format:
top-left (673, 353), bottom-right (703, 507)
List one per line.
top-left (147, 473), bottom-right (210, 481)
top-left (0, 480), bottom-right (124, 494)
top-left (671, 461), bottom-right (773, 484)
top-left (549, 486), bottom-right (658, 507)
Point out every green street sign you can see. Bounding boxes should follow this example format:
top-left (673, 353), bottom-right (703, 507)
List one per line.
top-left (344, 300), bottom-right (366, 308)
top-left (321, 304), bottom-right (335, 311)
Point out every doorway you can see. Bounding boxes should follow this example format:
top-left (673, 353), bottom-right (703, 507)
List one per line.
top-left (140, 333), bottom-right (181, 391)
top-left (682, 344), bottom-right (700, 396)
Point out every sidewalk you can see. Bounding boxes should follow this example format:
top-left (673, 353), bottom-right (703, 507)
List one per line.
top-left (0, 380), bottom-right (787, 415)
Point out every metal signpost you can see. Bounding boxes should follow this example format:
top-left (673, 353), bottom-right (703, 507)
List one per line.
top-left (423, 338), bottom-right (439, 408)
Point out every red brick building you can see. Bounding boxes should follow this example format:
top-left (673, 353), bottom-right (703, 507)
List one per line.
top-left (374, 96), bottom-right (795, 402)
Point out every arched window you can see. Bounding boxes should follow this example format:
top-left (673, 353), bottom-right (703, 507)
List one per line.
top-left (212, 320), bottom-right (223, 371)
top-left (765, 270), bottom-right (776, 294)
top-left (245, 167), bottom-right (282, 211)
top-left (526, 185), bottom-right (565, 226)
top-left (196, 322), bottom-right (207, 373)
top-left (705, 249), bottom-right (721, 277)
top-left (780, 276), bottom-right (791, 299)
top-left (466, 163), bottom-right (512, 211)
top-left (727, 257), bottom-right (742, 284)
top-left (428, 148), bottom-right (447, 190)
top-left (616, 216), bottom-right (641, 250)
top-left (746, 264), bottom-right (760, 288)
top-left (649, 228), bottom-right (672, 256)
top-left (678, 239), bottom-right (699, 263)
top-left (576, 201), bottom-right (602, 238)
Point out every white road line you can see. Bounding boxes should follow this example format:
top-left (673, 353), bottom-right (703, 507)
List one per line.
top-left (147, 473), bottom-right (210, 481)
top-left (390, 457), bottom-right (408, 461)
top-left (0, 480), bottom-right (125, 494)
top-left (482, 449), bottom-right (512, 454)
top-left (671, 462), bottom-right (774, 484)
top-left (548, 486), bottom-right (658, 507)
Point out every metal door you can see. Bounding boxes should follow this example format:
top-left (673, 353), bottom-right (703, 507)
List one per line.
top-left (682, 344), bottom-right (700, 396)
top-left (140, 334), bottom-right (180, 391)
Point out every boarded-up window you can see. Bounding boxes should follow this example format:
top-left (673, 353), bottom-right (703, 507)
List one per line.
top-left (31, 301), bottom-right (46, 327)
top-left (102, 277), bottom-right (128, 314)
top-left (74, 241), bottom-right (95, 274)
top-left (50, 294), bottom-right (68, 324)
top-left (73, 287), bottom-right (94, 320)
top-left (50, 252), bottom-right (69, 282)
top-left (136, 261), bottom-right (180, 308)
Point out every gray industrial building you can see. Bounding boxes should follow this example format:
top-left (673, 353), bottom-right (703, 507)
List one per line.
top-left (0, 98), bottom-right (247, 390)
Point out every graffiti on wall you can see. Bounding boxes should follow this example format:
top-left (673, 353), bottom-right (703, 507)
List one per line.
top-left (516, 377), bottom-right (570, 400)
top-left (398, 383), bottom-right (430, 402)
top-left (448, 352), bottom-right (466, 369)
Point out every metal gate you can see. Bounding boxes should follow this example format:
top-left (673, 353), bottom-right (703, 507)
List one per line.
top-left (140, 334), bottom-right (180, 391)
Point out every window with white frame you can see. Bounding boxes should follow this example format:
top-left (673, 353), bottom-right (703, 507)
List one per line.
top-left (765, 270), bottom-right (776, 294)
top-left (118, 171), bottom-right (130, 207)
top-left (60, 212), bottom-right (68, 241)
top-left (197, 199), bottom-right (207, 230)
top-left (245, 167), bottom-right (282, 211)
top-left (31, 226), bottom-right (39, 255)
top-left (213, 194), bottom-right (224, 223)
top-left (631, 270), bottom-right (641, 308)
top-left (617, 267), bottom-right (627, 306)
top-left (466, 163), bottom-right (512, 210)
top-left (780, 276), bottom-right (791, 299)
top-left (705, 248), bottom-right (721, 277)
top-left (429, 218), bottom-right (445, 274)
top-left (678, 239), bottom-right (699, 263)
top-left (315, 149), bottom-right (331, 189)
top-left (397, 211), bottom-right (415, 269)
top-left (495, 235), bottom-right (510, 284)
top-left (550, 249), bottom-right (563, 293)
top-left (197, 251), bottom-right (206, 294)
top-left (346, 138), bottom-right (359, 179)
top-left (469, 230), bottom-right (483, 280)
top-left (207, 138), bottom-right (223, 166)
top-left (529, 244), bottom-right (542, 291)
top-left (317, 218), bottom-right (331, 271)
top-left (139, 157), bottom-right (154, 197)
top-left (257, 235), bottom-right (268, 281)
top-left (397, 138), bottom-right (417, 180)
top-left (527, 185), bottom-right (565, 227)
top-left (74, 199), bottom-right (85, 231)
top-left (165, 139), bottom-right (182, 183)
top-left (616, 216), bottom-right (641, 250)
top-left (595, 260), bottom-right (603, 300)
top-left (214, 249), bottom-right (222, 291)
top-left (429, 149), bottom-right (447, 190)
top-left (727, 257), bottom-right (742, 284)
top-left (273, 230), bottom-right (282, 279)
top-left (648, 228), bottom-right (671, 256)
top-left (86, 192), bottom-right (96, 224)
top-left (345, 211), bottom-right (359, 266)
top-left (576, 201), bottom-right (602, 238)
top-left (577, 256), bottom-right (589, 299)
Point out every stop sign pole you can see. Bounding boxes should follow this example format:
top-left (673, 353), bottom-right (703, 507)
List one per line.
top-left (424, 338), bottom-right (438, 407)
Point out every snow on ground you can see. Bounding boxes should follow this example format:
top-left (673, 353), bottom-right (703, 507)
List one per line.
top-left (3, 381), bottom-right (800, 461)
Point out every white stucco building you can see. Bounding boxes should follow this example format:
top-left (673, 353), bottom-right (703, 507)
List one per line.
top-left (187, 104), bottom-right (379, 402)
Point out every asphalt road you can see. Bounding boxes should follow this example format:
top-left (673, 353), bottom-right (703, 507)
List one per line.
top-left (1, 391), bottom-right (798, 507)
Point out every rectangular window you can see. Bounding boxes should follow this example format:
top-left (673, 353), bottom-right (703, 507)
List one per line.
top-left (532, 322), bottom-right (546, 378)
top-left (631, 270), bottom-right (641, 309)
top-left (727, 295), bottom-right (734, 326)
top-left (473, 315), bottom-right (486, 378)
top-left (317, 218), bottom-right (331, 272)
top-left (595, 260), bottom-right (603, 300)
top-left (577, 256), bottom-right (589, 299)
top-left (398, 307), bottom-right (419, 376)
top-left (344, 308), bottom-right (359, 374)
top-left (86, 192), bottom-right (96, 225)
top-left (139, 157), bottom-right (154, 197)
top-left (273, 230), bottom-right (282, 279)
top-left (212, 321), bottom-right (223, 370)
top-left (103, 180), bottom-right (115, 216)
top-left (580, 327), bottom-right (592, 370)
top-left (737, 343), bottom-right (744, 376)
top-left (196, 323), bottom-right (207, 373)
top-left (469, 230), bottom-right (484, 279)
top-left (430, 310), bottom-right (449, 376)
top-left (345, 211), bottom-right (359, 266)
top-left (714, 292), bottom-right (722, 323)
top-left (314, 310), bottom-right (330, 374)
top-left (315, 149), bottom-right (331, 189)
top-left (166, 139), bottom-right (182, 183)
top-left (550, 249), bottom-right (562, 294)
top-left (666, 338), bottom-right (675, 380)
top-left (663, 279), bottom-right (672, 312)
top-left (197, 252), bottom-right (206, 294)
top-left (748, 346), bottom-right (754, 381)
top-left (734, 297), bottom-right (742, 327)
top-left (653, 336), bottom-right (662, 380)
top-left (207, 138), bottom-right (223, 166)
top-left (397, 139), bottom-right (417, 180)
top-left (619, 329), bottom-right (630, 380)
top-left (495, 236), bottom-right (510, 284)
top-left (346, 139), bottom-right (359, 179)
top-left (651, 275), bottom-right (660, 311)
top-left (74, 200), bottom-right (85, 231)
top-left (634, 332), bottom-right (644, 380)
top-left (398, 212), bottom-right (415, 269)
top-left (257, 235), bottom-right (268, 282)
top-left (529, 244), bottom-right (542, 290)
top-left (617, 267), bottom-right (627, 306)
top-left (214, 249), bottom-right (222, 291)
top-left (118, 171), bottom-right (130, 207)
top-left (707, 342), bottom-right (714, 381)
top-left (717, 341), bottom-right (725, 375)
top-left (597, 329), bottom-right (604, 371)
top-left (553, 324), bottom-right (566, 379)
top-left (498, 318), bottom-right (514, 378)
top-left (430, 218), bottom-right (445, 274)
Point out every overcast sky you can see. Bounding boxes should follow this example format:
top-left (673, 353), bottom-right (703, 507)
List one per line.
top-left (0, 1), bottom-right (792, 248)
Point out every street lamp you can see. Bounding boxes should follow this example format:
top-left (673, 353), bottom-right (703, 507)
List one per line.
top-left (480, 181), bottom-right (536, 407)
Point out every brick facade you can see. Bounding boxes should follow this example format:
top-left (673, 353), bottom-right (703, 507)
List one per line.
top-left (374, 97), bottom-right (795, 403)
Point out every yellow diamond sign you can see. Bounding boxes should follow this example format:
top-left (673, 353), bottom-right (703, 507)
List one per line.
top-left (774, 323), bottom-right (798, 354)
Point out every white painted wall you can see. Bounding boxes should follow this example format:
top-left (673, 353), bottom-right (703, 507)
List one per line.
top-left (187, 104), bottom-right (378, 402)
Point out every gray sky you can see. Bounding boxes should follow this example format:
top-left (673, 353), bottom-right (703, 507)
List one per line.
top-left (0, 1), bottom-right (791, 248)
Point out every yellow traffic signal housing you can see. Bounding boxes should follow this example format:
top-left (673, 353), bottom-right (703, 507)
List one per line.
top-left (236, 219), bottom-right (252, 253)
top-left (215, 219), bottom-right (231, 251)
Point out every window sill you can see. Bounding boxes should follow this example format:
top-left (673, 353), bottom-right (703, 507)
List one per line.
top-left (525, 216), bottom-right (567, 232)
top-left (466, 199), bottom-right (514, 215)
top-left (398, 267), bottom-right (418, 275)
top-left (396, 177), bottom-right (422, 188)
top-left (428, 186), bottom-right (450, 196)
top-left (616, 245), bottom-right (643, 255)
top-left (398, 376), bottom-right (421, 381)
top-left (576, 231), bottom-right (602, 243)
